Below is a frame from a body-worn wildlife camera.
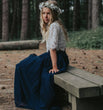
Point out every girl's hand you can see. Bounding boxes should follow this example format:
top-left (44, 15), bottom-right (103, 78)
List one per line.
top-left (49, 67), bottom-right (59, 74)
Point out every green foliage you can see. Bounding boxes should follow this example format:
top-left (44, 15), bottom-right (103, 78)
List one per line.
top-left (100, 13), bottom-right (103, 25)
top-left (66, 27), bottom-right (103, 49)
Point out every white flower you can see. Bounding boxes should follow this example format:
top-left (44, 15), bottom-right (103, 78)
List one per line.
top-left (39, 1), bottom-right (63, 15)
top-left (45, 1), bottom-right (49, 6)
top-left (58, 9), bottom-right (64, 14)
top-left (39, 2), bottom-right (44, 10)
top-left (50, 4), bottom-right (54, 7)
top-left (61, 9), bottom-right (64, 13)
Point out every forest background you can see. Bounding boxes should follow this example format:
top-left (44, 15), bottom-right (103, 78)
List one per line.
top-left (0, 0), bottom-right (103, 49)
top-left (0, 1), bottom-right (103, 109)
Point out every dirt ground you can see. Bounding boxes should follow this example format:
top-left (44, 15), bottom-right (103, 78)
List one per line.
top-left (0, 45), bottom-right (103, 110)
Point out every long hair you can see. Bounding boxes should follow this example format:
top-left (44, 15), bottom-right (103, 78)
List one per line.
top-left (40, 0), bottom-right (68, 42)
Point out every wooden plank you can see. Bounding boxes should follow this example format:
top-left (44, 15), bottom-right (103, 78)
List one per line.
top-left (68, 93), bottom-right (72, 103)
top-left (54, 72), bottom-right (100, 98)
top-left (71, 95), bottom-right (77, 110)
top-left (68, 66), bottom-right (103, 95)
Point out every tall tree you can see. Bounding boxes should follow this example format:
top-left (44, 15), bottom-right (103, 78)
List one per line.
top-left (99, 0), bottom-right (102, 13)
top-left (73, 0), bottom-right (80, 31)
top-left (99, 0), bottom-right (103, 26)
top-left (28, 0), bottom-right (36, 39)
top-left (10, 0), bottom-right (18, 40)
top-left (83, 0), bottom-right (88, 29)
top-left (17, 0), bottom-right (22, 39)
top-left (88, 0), bottom-right (92, 29)
top-left (35, 0), bottom-right (43, 38)
top-left (0, 0), bottom-right (2, 40)
top-left (63, 0), bottom-right (70, 29)
top-left (20, 0), bottom-right (29, 40)
top-left (92, 0), bottom-right (100, 29)
top-left (2, 0), bottom-right (9, 41)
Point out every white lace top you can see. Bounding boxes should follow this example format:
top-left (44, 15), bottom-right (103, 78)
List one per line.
top-left (46, 21), bottom-right (66, 52)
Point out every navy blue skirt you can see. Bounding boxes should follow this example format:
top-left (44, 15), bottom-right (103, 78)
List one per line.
top-left (14, 50), bottom-right (69, 110)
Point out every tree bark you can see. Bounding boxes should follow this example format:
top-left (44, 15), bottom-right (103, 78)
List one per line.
top-left (10, 0), bottom-right (18, 40)
top-left (99, 0), bottom-right (103, 26)
top-left (88, 0), bottom-right (92, 29)
top-left (2, 0), bottom-right (9, 41)
top-left (20, 0), bottom-right (29, 40)
top-left (0, 0), bottom-right (2, 40)
top-left (63, 0), bottom-right (70, 29)
top-left (0, 40), bottom-right (40, 50)
top-left (84, 0), bottom-right (88, 29)
top-left (35, 0), bottom-right (42, 38)
top-left (99, 0), bottom-right (102, 12)
top-left (92, 0), bottom-right (99, 29)
top-left (73, 0), bottom-right (80, 31)
top-left (17, 0), bottom-right (22, 39)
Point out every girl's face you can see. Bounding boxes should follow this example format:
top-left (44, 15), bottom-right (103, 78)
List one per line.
top-left (42, 7), bottom-right (51, 24)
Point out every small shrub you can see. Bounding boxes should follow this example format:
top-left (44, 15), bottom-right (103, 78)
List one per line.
top-left (67, 27), bottom-right (103, 49)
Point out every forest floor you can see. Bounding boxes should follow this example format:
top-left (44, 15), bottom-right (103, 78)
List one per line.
top-left (0, 44), bottom-right (103, 110)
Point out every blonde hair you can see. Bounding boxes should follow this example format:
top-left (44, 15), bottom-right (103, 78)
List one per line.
top-left (40, 0), bottom-right (68, 42)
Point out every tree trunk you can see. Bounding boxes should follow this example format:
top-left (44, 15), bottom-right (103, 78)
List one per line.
top-left (17, 0), bottom-right (22, 39)
top-left (0, 0), bottom-right (2, 40)
top-left (2, 0), bottom-right (9, 41)
top-left (99, 0), bottom-right (103, 26)
top-left (99, 0), bottom-right (102, 12)
top-left (92, 0), bottom-right (99, 29)
top-left (10, 0), bottom-right (18, 40)
top-left (35, 0), bottom-right (42, 38)
top-left (0, 40), bottom-right (39, 50)
top-left (20, 0), bottom-right (29, 40)
top-left (63, 0), bottom-right (70, 29)
top-left (88, 0), bottom-right (92, 29)
top-left (84, 0), bottom-right (88, 29)
top-left (73, 0), bottom-right (80, 31)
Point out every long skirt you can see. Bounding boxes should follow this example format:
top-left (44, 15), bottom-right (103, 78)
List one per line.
top-left (14, 50), bottom-right (69, 110)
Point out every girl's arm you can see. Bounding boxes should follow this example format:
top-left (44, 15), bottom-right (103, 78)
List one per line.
top-left (49, 49), bottom-right (59, 73)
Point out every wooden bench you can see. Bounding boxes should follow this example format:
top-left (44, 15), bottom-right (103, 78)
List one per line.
top-left (54, 66), bottom-right (103, 110)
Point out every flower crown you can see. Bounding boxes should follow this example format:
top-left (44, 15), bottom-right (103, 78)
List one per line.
top-left (39, 1), bottom-right (64, 15)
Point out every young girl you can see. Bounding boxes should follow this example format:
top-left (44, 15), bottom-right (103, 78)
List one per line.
top-left (14, 0), bottom-right (69, 110)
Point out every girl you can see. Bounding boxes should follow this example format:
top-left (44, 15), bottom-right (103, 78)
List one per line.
top-left (14, 0), bottom-right (69, 110)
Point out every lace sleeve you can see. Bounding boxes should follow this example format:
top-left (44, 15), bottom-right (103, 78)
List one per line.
top-left (48, 23), bottom-right (59, 50)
